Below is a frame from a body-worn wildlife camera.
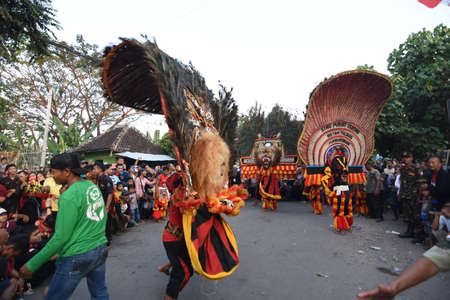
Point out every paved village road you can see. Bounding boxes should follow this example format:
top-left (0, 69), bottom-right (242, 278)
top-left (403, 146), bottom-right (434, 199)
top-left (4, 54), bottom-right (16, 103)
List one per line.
top-left (28, 201), bottom-right (449, 300)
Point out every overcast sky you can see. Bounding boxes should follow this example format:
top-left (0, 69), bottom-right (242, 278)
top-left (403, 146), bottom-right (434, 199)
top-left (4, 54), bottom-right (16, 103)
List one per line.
top-left (53, 0), bottom-right (449, 134)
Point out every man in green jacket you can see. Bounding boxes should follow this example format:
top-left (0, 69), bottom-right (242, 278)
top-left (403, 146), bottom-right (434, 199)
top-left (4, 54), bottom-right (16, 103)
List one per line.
top-left (20, 153), bottom-right (109, 300)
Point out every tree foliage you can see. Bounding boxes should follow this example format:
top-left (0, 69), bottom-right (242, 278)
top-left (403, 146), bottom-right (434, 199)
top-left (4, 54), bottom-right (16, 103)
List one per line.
top-left (356, 64), bottom-right (375, 71)
top-left (47, 116), bottom-right (98, 154)
top-left (0, 35), bottom-right (141, 153)
top-left (236, 102), bottom-right (265, 157)
top-left (237, 103), bottom-right (303, 157)
top-left (376, 24), bottom-right (450, 160)
top-left (0, 0), bottom-right (60, 62)
top-left (155, 132), bottom-right (176, 159)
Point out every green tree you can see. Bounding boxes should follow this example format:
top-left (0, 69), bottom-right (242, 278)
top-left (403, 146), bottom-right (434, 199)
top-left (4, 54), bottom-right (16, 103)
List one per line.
top-left (376, 24), bottom-right (449, 159)
top-left (356, 64), bottom-right (375, 71)
top-left (155, 132), bottom-right (176, 159)
top-left (263, 104), bottom-right (303, 155)
top-left (0, 0), bottom-right (60, 61)
top-left (153, 130), bottom-right (161, 143)
top-left (237, 103), bottom-right (303, 157)
top-left (47, 116), bottom-right (98, 154)
top-left (0, 36), bottom-right (141, 152)
top-left (236, 102), bottom-right (265, 157)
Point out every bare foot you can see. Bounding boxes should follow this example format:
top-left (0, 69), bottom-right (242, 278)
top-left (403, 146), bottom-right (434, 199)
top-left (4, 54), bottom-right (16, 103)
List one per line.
top-left (158, 263), bottom-right (171, 276)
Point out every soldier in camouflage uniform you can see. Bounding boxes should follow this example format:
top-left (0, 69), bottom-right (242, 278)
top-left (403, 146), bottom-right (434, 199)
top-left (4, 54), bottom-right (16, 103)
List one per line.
top-left (399, 152), bottom-right (421, 238)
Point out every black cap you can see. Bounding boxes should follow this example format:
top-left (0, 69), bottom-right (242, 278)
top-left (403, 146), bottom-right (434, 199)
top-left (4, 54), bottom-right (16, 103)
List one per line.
top-left (121, 190), bottom-right (129, 196)
top-left (4, 164), bottom-right (16, 172)
top-left (402, 151), bottom-right (413, 158)
top-left (50, 153), bottom-right (87, 176)
top-left (93, 160), bottom-right (105, 171)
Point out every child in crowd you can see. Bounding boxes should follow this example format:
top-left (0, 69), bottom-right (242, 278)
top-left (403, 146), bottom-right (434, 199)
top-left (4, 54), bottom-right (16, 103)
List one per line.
top-left (34, 214), bottom-right (56, 239)
top-left (431, 201), bottom-right (450, 243)
top-left (141, 189), bottom-right (154, 219)
top-left (0, 235), bottom-right (28, 298)
top-left (420, 187), bottom-right (434, 247)
top-left (158, 167), bottom-right (170, 188)
top-left (0, 209), bottom-right (15, 233)
top-left (128, 184), bottom-right (141, 225)
top-left (156, 187), bottom-right (169, 219)
top-left (125, 178), bottom-right (134, 192)
top-left (119, 191), bottom-right (133, 230)
top-left (116, 182), bottom-right (124, 198)
top-left (14, 227), bottom-right (56, 289)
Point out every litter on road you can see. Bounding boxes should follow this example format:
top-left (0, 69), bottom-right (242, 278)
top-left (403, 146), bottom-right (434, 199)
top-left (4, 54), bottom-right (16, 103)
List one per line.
top-left (315, 272), bottom-right (329, 278)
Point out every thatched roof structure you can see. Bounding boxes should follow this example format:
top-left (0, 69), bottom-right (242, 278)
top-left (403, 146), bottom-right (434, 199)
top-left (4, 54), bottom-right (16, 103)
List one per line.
top-left (73, 125), bottom-right (166, 155)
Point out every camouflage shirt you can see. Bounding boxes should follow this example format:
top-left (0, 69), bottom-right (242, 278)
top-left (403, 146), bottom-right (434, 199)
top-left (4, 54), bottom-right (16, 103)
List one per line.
top-left (400, 164), bottom-right (420, 199)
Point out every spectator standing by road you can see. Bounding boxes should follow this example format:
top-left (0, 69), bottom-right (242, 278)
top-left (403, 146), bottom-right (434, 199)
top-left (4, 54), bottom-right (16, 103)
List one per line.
top-left (427, 155), bottom-right (450, 210)
top-left (365, 161), bottom-right (381, 220)
top-left (20, 153), bottom-right (109, 300)
top-left (399, 152), bottom-right (421, 239)
top-left (93, 161), bottom-right (114, 246)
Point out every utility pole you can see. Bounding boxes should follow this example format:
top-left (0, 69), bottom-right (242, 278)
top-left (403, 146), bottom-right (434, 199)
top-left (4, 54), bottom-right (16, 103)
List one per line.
top-left (40, 90), bottom-right (53, 167)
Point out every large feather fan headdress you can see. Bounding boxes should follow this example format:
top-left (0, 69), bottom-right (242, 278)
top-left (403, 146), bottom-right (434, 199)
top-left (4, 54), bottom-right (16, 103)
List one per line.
top-left (298, 70), bottom-right (392, 185)
top-left (102, 39), bottom-right (246, 280)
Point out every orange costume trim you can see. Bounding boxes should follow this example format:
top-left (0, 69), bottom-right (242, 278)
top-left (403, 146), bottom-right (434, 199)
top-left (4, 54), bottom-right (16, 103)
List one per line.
top-left (258, 167), bottom-right (281, 211)
top-left (153, 187), bottom-right (170, 220)
top-left (355, 188), bottom-right (368, 215)
top-left (309, 186), bottom-right (323, 215)
top-left (329, 190), bottom-right (353, 231)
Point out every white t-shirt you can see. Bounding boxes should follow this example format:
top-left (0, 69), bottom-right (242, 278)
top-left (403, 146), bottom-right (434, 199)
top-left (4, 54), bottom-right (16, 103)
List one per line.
top-left (395, 174), bottom-right (401, 194)
top-left (439, 215), bottom-right (450, 231)
top-left (384, 168), bottom-right (395, 175)
top-left (121, 203), bottom-right (128, 214)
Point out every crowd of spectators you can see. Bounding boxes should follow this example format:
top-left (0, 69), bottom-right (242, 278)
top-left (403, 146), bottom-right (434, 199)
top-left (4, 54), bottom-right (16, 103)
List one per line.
top-left (243, 153), bottom-right (450, 248)
top-left (360, 154), bottom-right (450, 249)
top-left (0, 152), bottom-right (448, 299)
top-left (0, 156), bottom-right (175, 299)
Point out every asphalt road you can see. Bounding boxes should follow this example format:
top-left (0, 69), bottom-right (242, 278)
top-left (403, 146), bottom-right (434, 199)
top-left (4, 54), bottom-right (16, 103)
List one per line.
top-left (28, 201), bottom-right (449, 300)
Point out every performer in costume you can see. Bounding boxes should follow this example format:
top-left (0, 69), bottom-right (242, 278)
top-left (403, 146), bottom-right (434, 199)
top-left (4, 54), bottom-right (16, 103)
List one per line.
top-left (153, 187), bottom-right (169, 221)
top-left (257, 137), bottom-right (282, 211)
top-left (102, 39), bottom-right (247, 299)
top-left (354, 184), bottom-right (368, 216)
top-left (297, 70), bottom-right (393, 224)
top-left (321, 149), bottom-right (354, 233)
top-left (240, 134), bottom-right (297, 211)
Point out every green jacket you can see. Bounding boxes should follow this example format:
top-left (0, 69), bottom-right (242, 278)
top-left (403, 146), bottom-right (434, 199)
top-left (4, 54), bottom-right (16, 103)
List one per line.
top-left (27, 180), bottom-right (107, 272)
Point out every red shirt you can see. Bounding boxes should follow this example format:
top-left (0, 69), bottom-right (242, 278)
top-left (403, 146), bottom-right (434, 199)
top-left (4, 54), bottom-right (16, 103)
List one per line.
top-left (431, 173), bottom-right (438, 186)
top-left (162, 172), bottom-right (183, 242)
top-left (0, 184), bottom-right (7, 198)
top-left (4, 258), bottom-right (14, 277)
top-left (162, 204), bottom-right (183, 242)
top-left (158, 174), bottom-right (169, 187)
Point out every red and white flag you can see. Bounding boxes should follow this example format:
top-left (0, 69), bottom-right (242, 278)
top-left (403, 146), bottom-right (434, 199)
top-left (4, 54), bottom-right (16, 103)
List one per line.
top-left (418, 0), bottom-right (448, 8)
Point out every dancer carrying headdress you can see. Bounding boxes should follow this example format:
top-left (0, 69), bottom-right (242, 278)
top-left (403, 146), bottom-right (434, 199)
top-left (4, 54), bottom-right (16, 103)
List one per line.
top-left (102, 39), bottom-right (247, 299)
top-left (297, 70), bottom-right (392, 230)
top-left (240, 134), bottom-right (297, 211)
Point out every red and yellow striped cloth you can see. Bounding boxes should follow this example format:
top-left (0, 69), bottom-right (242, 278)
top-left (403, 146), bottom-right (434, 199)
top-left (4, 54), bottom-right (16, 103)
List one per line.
top-left (241, 164), bottom-right (297, 180)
